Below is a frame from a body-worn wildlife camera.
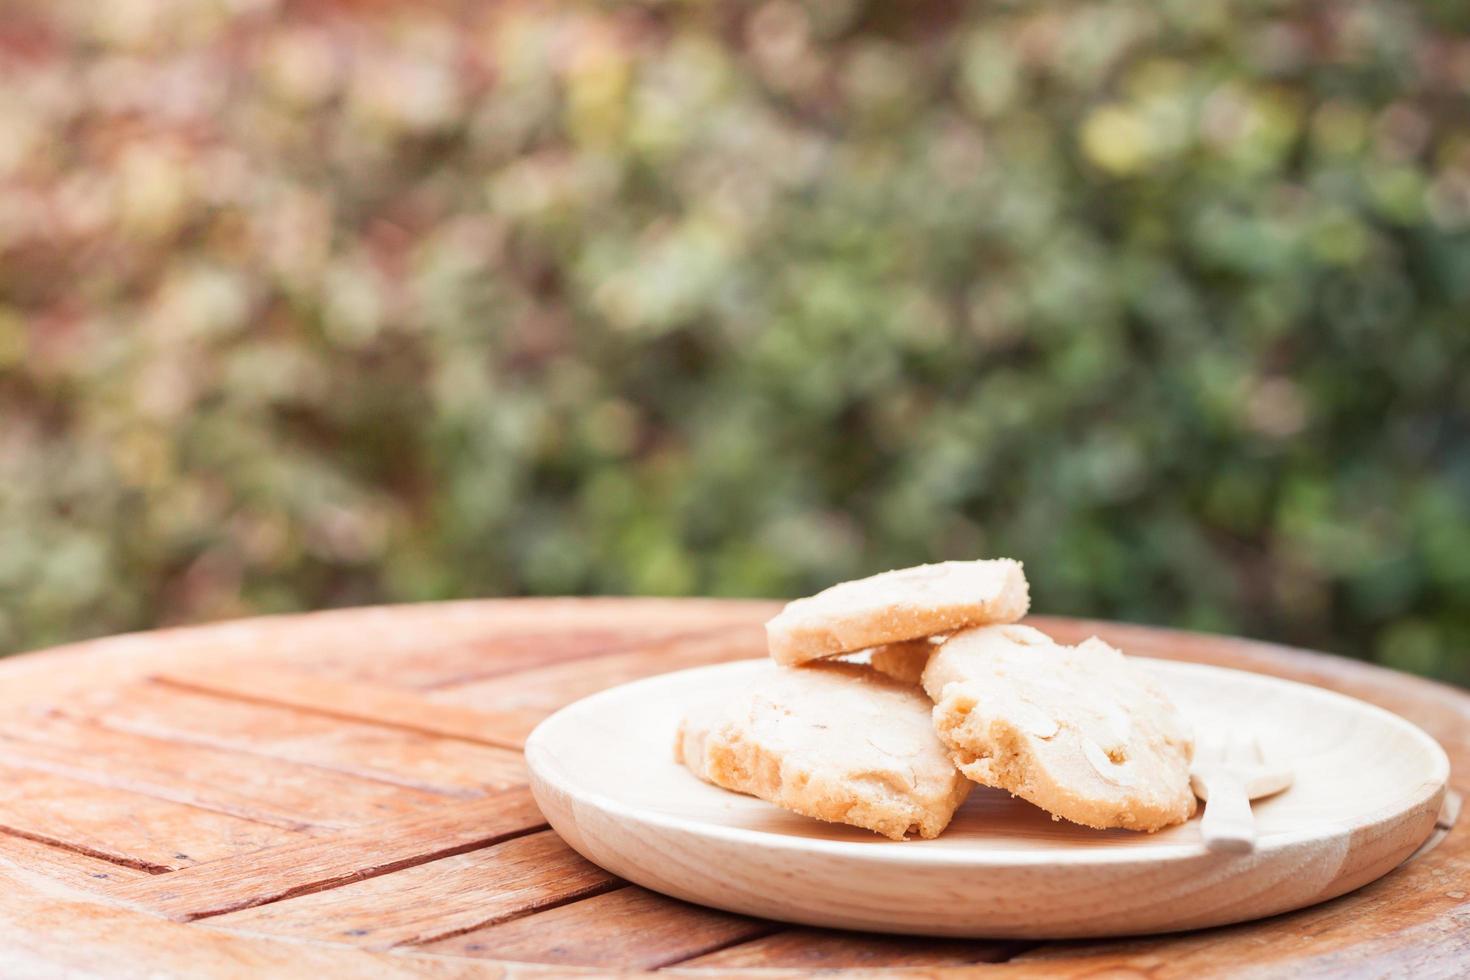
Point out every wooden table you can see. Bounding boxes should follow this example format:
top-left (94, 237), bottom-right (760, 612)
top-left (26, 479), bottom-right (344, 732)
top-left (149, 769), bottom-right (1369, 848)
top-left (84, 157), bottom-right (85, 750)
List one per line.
top-left (0, 600), bottom-right (1462, 977)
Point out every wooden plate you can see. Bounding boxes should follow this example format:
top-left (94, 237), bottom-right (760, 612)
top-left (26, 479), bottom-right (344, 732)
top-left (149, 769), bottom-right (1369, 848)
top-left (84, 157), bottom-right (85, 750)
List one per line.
top-left (527, 657), bottom-right (1449, 939)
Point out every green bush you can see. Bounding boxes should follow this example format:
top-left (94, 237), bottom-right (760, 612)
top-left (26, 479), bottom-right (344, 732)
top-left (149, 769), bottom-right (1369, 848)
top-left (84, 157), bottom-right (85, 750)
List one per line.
top-left (1, 0), bottom-right (1467, 682)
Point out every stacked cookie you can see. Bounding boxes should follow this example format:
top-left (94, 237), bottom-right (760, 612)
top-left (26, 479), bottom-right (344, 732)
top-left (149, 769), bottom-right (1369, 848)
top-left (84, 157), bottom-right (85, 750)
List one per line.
top-left (675, 559), bottom-right (1196, 840)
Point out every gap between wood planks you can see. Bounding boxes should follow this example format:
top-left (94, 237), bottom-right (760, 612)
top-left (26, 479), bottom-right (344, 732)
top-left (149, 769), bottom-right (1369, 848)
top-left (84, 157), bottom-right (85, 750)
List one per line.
top-left (0, 719), bottom-right (435, 832)
top-left (414, 623), bottom-right (760, 691)
top-left (201, 829), bottom-right (620, 948)
top-left (0, 826), bottom-right (170, 876)
top-left (394, 878), bottom-right (628, 949)
top-left (147, 621), bottom-right (757, 752)
top-left (188, 822), bottom-right (561, 925)
top-left (150, 669), bottom-right (541, 751)
top-left (0, 756), bottom-right (309, 874)
top-left (650, 927), bottom-right (787, 971)
top-left (418, 883), bottom-right (787, 970)
top-left (109, 787), bottom-right (549, 921)
top-left (1406, 788), bottom-right (1462, 864)
top-left (657, 935), bottom-right (1045, 971)
top-left (420, 880), bottom-right (1045, 972)
top-left (71, 683), bottom-right (524, 800)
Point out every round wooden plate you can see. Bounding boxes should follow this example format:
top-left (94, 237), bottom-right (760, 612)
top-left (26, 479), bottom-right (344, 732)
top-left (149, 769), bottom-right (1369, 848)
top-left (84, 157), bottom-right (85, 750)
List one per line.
top-left (527, 657), bottom-right (1449, 940)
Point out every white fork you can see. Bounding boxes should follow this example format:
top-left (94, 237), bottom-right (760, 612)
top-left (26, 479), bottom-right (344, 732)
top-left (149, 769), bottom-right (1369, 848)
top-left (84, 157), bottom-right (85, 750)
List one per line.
top-left (1190, 733), bottom-right (1294, 854)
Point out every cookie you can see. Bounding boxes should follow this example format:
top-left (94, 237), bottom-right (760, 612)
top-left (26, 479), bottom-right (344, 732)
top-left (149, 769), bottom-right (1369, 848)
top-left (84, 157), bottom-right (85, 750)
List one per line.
top-left (922, 624), bottom-right (1195, 832)
top-left (765, 559), bottom-right (1029, 666)
top-left (674, 662), bottom-right (972, 840)
top-left (868, 637), bottom-right (945, 686)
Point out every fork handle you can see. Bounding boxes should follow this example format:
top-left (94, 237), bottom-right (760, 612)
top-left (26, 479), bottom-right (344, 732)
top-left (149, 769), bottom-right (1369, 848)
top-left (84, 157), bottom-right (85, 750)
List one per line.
top-left (1199, 774), bottom-right (1255, 854)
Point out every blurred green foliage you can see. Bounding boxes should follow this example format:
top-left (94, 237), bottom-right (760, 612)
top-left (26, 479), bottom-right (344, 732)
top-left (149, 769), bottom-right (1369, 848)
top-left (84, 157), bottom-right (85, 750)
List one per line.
top-left (1, 0), bottom-right (1468, 682)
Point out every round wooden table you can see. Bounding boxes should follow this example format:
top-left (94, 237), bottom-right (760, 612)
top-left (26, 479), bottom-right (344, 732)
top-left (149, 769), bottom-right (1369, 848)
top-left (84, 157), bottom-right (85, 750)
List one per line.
top-left (0, 600), bottom-right (1462, 977)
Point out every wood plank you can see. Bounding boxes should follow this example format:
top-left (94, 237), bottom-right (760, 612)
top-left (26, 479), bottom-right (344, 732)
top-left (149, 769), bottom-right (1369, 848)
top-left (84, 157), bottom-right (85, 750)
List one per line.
top-left (0, 863), bottom-right (500, 980)
top-left (0, 762), bottom-right (301, 872)
top-left (430, 625), bottom-right (768, 745)
top-left (0, 598), bottom-right (773, 707)
top-left (421, 886), bottom-right (775, 969)
top-left (266, 600), bottom-right (773, 689)
top-left (0, 717), bottom-right (445, 831)
top-left (0, 832), bottom-right (148, 892)
top-left (669, 928), bottom-right (1025, 970)
top-left (111, 787), bottom-right (547, 921)
top-left (155, 667), bottom-right (542, 751)
top-left (211, 830), bottom-right (618, 948)
top-left (360, 623), bottom-right (761, 691)
top-left (80, 682), bottom-right (527, 797)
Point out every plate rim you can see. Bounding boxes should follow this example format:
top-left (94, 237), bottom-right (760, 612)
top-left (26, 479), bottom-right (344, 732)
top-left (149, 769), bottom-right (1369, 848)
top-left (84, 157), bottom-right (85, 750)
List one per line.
top-left (526, 655), bottom-right (1450, 869)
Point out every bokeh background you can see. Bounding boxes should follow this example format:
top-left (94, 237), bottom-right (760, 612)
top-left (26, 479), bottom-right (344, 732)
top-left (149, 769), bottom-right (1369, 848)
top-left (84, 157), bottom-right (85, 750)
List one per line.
top-left (2, 0), bottom-right (1468, 683)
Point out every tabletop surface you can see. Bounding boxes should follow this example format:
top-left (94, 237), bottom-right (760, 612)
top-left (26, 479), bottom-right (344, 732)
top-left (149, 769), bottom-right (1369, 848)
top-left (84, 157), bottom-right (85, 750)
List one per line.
top-left (0, 599), bottom-right (1462, 978)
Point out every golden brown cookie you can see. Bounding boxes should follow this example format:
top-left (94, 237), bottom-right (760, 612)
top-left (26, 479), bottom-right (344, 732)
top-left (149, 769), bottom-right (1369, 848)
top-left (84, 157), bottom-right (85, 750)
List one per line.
top-left (674, 662), bottom-right (971, 840)
top-left (765, 560), bottom-right (1029, 666)
top-left (923, 624), bottom-right (1195, 832)
top-left (868, 637), bottom-right (945, 686)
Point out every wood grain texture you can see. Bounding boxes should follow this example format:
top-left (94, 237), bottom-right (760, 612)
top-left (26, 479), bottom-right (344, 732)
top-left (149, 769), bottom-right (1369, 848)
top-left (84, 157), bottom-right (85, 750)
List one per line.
top-left (431, 625), bottom-right (770, 746)
top-left (156, 666), bottom-right (543, 751)
top-left (0, 832), bottom-right (148, 892)
top-left (0, 716), bottom-right (445, 830)
top-left (672, 928), bottom-right (1024, 970)
top-left (80, 682), bottom-right (527, 796)
top-left (249, 600), bottom-right (775, 690)
top-left (394, 622), bottom-right (768, 692)
top-left (1410, 789), bottom-right (1461, 863)
top-left (212, 831), bottom-right (618, 948)
top-left (112, 787), bottom-right (547, 921)
top-left (0, 762), bottom-right (301, 871)
top-left (0, 599), bottom-right (776, 704)
top-left (0, 600), bottom-right (1461, 978)
top-left (421, 887), bottom-right (774, 969)
top-left (0, 864), bottom-right (503, 980)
